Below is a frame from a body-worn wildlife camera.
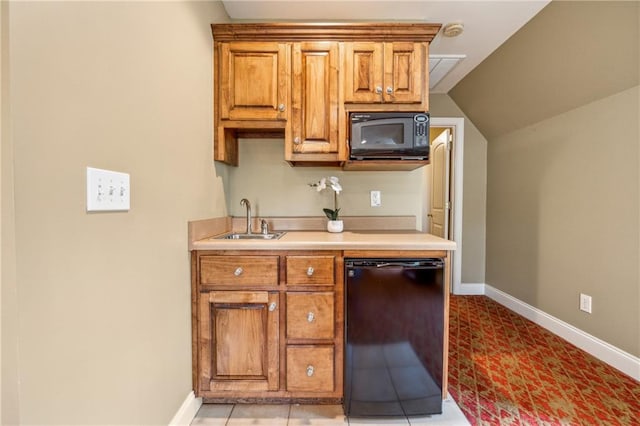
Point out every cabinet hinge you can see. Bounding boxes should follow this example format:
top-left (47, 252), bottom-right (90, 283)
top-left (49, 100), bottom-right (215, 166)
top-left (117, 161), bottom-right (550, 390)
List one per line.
top-left (446, 201), bottom-right (452, 210)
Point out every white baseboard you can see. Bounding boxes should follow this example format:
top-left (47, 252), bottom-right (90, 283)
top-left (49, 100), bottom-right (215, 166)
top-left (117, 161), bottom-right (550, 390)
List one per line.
top-left (485, 284), bottom-right (640, 381)
top-left (455, 282), bottom-right (485, 295)
top-left (169, 391), bottom-right (202, 426)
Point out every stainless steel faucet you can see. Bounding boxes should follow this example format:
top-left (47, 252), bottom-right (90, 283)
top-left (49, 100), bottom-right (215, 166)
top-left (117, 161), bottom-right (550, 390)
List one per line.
top-left (240, 198), bottom-right (252, 234)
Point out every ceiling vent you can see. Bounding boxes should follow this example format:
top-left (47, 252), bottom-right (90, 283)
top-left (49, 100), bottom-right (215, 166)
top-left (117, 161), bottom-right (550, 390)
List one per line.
top-left (429, 55), bottom-right (466, 89)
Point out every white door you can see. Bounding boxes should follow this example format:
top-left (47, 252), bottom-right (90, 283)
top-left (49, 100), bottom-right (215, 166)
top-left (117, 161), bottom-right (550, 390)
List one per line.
top-left (428, 128), bottom-right (451, 238)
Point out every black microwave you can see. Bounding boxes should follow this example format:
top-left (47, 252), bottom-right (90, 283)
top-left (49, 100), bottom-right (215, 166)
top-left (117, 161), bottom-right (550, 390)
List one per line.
top-left (349, 112), bottom-right (430, 160)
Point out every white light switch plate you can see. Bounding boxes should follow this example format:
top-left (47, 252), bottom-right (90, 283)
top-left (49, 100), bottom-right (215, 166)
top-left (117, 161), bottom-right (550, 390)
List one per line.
top-left (86, 167), bottom-right (130, 212)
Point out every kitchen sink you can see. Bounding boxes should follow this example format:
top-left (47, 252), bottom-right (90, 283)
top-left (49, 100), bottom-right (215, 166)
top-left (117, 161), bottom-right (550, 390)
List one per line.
top-left (216, 232), bottom-right (286, 240)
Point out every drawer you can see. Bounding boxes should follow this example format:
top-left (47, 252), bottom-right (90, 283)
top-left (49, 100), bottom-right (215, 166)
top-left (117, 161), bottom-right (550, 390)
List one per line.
top-left (286, 292), bottom-right (334, 340)
top-left (200, 256), bottom-right (278, 286)
top-left (286, 256), bottom-right (335, 286)
top-left (286, 346), bottom-right (334, 392)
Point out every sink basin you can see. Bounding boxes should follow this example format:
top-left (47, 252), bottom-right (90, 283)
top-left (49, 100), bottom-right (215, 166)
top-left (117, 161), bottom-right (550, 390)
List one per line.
top-left (216, 232), bottom-right (286, 240)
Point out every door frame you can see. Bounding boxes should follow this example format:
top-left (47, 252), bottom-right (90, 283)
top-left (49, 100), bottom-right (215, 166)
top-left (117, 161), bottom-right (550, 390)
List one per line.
top-left (430, 117), bottom-right (464, 295)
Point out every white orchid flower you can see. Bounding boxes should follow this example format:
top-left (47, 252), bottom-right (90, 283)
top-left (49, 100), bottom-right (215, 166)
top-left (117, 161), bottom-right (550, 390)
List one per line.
top-left (328, 176), bottom-right (342, 193)
top-left (316, 177), bottom-right (327, 191)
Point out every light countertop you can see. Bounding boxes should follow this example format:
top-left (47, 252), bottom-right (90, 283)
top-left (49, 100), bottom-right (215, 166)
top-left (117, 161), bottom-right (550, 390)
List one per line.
top-left (190, 230), bottom-right (456, 251)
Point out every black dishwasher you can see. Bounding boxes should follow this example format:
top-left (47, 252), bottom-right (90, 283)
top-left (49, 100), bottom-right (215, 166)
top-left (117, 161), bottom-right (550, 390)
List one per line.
top-left (344, 258), bottom-right (445, 417)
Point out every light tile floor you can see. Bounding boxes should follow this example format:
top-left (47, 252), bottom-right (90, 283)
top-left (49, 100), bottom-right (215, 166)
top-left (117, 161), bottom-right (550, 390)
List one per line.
top-left (191, 396), bottom-right (469, 426)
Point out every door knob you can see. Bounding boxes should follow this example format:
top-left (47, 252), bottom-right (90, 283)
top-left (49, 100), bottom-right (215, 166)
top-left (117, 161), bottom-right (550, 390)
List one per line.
top-left (375, 86), bottom-right (383, 94)
top-left (386, 86), bottom-right (394, 94)
top-left (278, 104), bottom-right (286, 112)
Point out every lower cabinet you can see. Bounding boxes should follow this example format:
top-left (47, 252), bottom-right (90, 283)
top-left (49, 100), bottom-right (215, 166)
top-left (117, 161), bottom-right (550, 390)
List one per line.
top-left (197, 290), bottom-right (279, 393)
top-left (192, 250), bottom-right (343, 401)
top-left (286, 346), bottom-right (335, 392)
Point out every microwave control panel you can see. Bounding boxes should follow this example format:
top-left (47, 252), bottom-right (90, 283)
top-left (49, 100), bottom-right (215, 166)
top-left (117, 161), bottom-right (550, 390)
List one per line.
top-left (414, 114), bottom-right (429, 147)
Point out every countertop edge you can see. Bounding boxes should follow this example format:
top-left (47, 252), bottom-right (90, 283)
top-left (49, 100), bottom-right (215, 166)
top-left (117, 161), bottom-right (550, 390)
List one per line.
top-left (189, 231), bottom-right (457, 251)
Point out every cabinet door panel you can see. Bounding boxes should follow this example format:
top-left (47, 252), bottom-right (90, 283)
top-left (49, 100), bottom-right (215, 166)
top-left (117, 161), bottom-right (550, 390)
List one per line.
top-left (220, 42), bottom-right (288, 120)
top-left (286, 346), bottom-right (335, 392)
top-left (200, 255), bottom-right (278, 286)
top-left (290, 42), bottom-right (339, 155)
top-left (286, 255), bottom-right (335, 286)
top-left (344, 42), bottom-right (383, 103)
top-left (384, 42), bottom-right (423, 103)
top-left (286, 292), bottom-right (335, 340)
top-left (199, 291), bottom-right (279, 392)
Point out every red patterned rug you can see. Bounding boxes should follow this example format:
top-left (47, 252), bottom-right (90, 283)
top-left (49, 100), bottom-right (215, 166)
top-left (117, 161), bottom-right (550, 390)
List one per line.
top-left (448, 295), bottom-right (640, 425)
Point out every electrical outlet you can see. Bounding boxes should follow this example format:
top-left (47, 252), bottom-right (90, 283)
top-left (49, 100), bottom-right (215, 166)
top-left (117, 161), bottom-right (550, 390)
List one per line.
top-left (370, 190), bottom-right (381, 207)
top-left (579, 293), bottom-right (592, 314)
top-left (86, 167), bottom-right (130, 212)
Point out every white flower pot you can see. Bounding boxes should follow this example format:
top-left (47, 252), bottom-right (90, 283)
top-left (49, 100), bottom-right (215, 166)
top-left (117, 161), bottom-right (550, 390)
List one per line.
top-left (327, 220), bottom-right (344, 233)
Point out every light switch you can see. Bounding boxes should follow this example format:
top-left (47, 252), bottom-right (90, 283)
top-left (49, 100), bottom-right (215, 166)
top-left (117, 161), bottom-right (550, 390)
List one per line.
top-left (86, 167), bottom-right (130, 212)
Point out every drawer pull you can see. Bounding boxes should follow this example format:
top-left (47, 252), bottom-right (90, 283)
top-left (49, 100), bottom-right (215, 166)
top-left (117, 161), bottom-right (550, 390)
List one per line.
top-left (306, 365), bottom-right (314, 377)
top-left (268, 302), bottom-right (277, 312)
top-left (307, 266), bottom-right (314, 276)
top-left (234, 267), bottom-right (243, 276)
top-left (307, 312), bottom-right (315, 323)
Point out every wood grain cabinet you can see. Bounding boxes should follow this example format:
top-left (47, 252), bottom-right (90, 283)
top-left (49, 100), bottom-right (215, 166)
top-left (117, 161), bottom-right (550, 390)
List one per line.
top-left (211, 23), bottom-right (440, 167)
top-left (218, 42), bottom-right (290, 122)
top-left (192, 250), bottom-right (343, 402)
top-left (197, 290), bottom-right (279, 393)
top-left (287, 42), bottom-right (343, 164)
top-left (344, 41), bottom-right (425, 105)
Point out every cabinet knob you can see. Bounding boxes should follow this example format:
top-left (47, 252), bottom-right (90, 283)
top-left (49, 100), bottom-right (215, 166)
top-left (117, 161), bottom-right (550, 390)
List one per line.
top-left (386, 86), bottom-right (394, 94)
top-left (278, 104), bottom-right (286, 112)
top-left (268, 302), bottom-right (277, 312)
top-left (306, 365), bottom-right (315, 377)
top-left (294, 137), bottom-right (301, 145)
top-left (307, 311), bottom-right (315, 323)
top-left (234, 267), bottom-right (243, 276)
top-left (306, 266), bottom-right (314, 276)
top-left (375, 86), bottom-right (383, 94)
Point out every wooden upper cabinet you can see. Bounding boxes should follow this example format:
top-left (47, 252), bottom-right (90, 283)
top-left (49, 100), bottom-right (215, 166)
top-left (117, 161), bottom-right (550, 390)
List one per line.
top-left (288, 42), bottom-right (340, 159)
top-left (344, 42), bottom-right (384, 103)
top-left (344, 42), bottom-right (425, 104)
top-left (211, 23), bottom-right (440, 166)
top-left (219, 42), bottom-right (289, 121)
top-left (384, 42), bottom-right (424, 104)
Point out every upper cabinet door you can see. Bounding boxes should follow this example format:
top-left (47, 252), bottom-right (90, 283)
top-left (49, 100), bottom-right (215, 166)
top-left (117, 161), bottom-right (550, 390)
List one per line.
top-left (344, 42), bottom-right (424, 105)
top-left (290, 42), bottom-right (340, 155)
top-left (343, 42), bottom-right (384, 104)
top-left (383, 42), bottom-right (424, 104)
top-left (219, 42), bottom-right (289, 121)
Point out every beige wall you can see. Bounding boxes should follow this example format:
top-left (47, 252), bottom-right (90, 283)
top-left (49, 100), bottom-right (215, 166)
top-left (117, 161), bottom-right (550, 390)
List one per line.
top-left (429, 94), bottom-right (487, 284)
top-left (450, 1), bottom-right (639, 140)
top-left (486, 86), bottom-right (639, 356)
top-left (227, 94), bottom-right (488, 284)
top-left (450, 1), bottom-right (639, 356)
top-left (5, 1), bottom-right (229, 424)
top-left (2, 1), bottom-right (22, 424)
